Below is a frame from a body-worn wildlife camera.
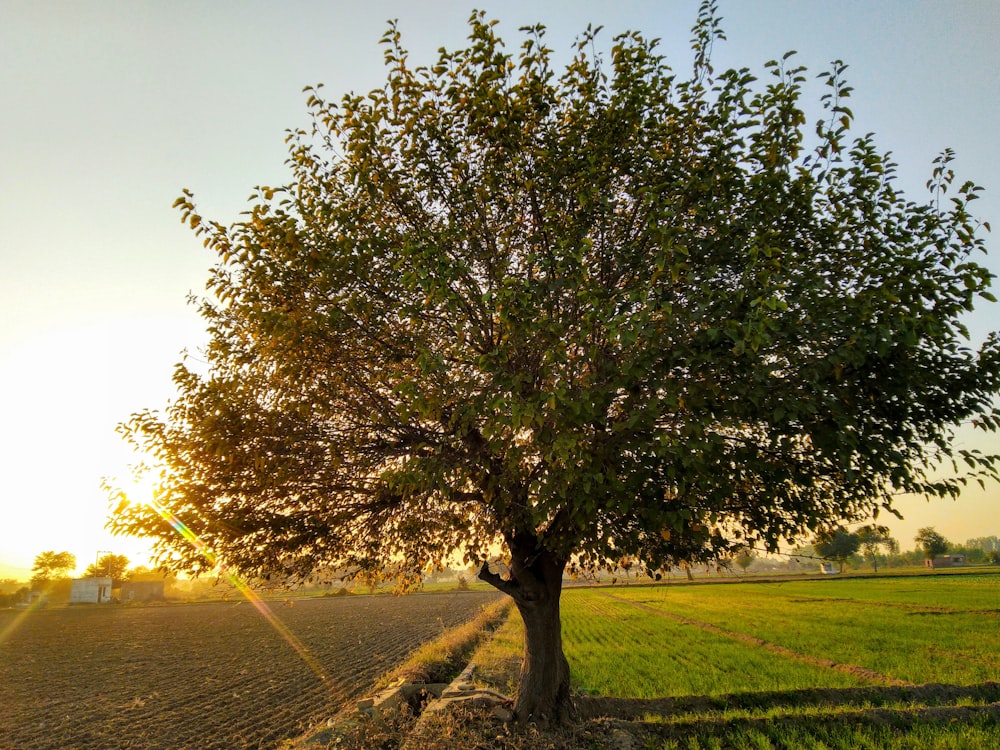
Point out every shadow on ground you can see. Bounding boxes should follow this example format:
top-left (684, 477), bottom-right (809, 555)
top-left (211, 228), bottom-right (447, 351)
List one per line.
top-left (319, 682), bottom-right (1000, 749)
top-left (570, 682), bottom-right (1000, 749)
top-left (579, 681), bottom-right (1000, 721)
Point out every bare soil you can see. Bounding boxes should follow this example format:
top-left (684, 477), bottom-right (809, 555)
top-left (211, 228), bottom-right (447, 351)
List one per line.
top-left (0, 591), bottom-right (499, 750)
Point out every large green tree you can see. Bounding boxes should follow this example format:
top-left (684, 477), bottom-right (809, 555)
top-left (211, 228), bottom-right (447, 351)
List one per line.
top-left (110, 5), bottom-right (1000, 723)
top-left (855, 524), bottom-right (898, 572)
top-left (915, 527), bottom-right (950, 560)
top-left (30, 551), bottom-right (76, 589)
top-left (814, 526), bottom-right (861, 573)
top-left (84, 554), bottom-right (131, 586)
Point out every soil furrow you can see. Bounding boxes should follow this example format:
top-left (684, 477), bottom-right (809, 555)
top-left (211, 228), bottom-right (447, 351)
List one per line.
top-left (0, 591), bottom-right (499, 750)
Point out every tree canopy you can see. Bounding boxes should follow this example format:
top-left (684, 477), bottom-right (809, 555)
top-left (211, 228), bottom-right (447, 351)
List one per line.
top-left (915, 527), bottom-right (950, 559)
top-left (30, 551), bottom-right (76, 588)
top-left (855, 524), bottom-right (898, 572)
top-left (814, 527), bottom-right (861, 573)
top-left (84, 554), bottom-right (131, 586)
top-left (109, 4), bottom-right (1000, 722)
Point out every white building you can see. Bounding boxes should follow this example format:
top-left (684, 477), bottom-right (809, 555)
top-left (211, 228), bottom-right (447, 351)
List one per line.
top-left (70, 577), bottom-right (113, 604)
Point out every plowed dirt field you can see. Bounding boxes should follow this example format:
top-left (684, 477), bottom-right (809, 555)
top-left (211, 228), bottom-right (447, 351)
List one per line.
top-left (0, 591), bottom-right (499, 749)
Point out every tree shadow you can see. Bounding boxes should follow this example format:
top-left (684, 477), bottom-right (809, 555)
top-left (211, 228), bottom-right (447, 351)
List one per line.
top-left (578, 681), bottom-right (1000, 723)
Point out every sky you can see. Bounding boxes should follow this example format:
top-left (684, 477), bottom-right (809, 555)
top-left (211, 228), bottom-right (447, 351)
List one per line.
top-left (1, 1), bottom-right (998, 581)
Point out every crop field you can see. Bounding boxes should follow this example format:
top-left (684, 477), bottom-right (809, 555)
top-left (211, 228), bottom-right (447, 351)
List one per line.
top-left (0, 591), bottom-right (499, 750)
top-left (471, 572), bottom-right (1000, 748)
top-left (564, 574), bottom-right (1000, 695)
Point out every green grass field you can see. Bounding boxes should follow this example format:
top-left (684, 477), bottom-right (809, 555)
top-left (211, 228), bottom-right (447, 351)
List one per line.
top-left (471, 570), bottom-right (1000, 748)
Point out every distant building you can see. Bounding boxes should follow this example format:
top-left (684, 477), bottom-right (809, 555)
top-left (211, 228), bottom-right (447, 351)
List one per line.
top-left (121, 580), bottom-right (165, 602)
top-left (925, 555), bottom-right (965, 569)
top-left (819, 562), bottom-right (838, 574)
top-left (70, 577), bottom-right (113, 604)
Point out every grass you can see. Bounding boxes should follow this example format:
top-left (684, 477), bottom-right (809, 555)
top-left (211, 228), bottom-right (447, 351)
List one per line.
top-left (562, 593), bottom-right (870, 697)
top-left (298, 571), bottom-right (999, 748)
top-left (455, 570), bottom-right (1000, 749)
top-left (604, 578), bottom-right (1000, 686)
top-left (374, 596), bottom-right (513, 687)
top-left (644, 712), bottom-right (1000, 750)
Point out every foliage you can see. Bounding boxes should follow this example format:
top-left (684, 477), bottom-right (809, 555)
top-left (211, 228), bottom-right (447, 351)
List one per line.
top-left (127, 565), bottom-right (178, 582)
top-left (854, 525), bottom-right (898, 572)
top-left (83, 554), bottom-right (131, 585)
top-left (814, 527), bottom-right (861, 572)
top-left (109, 2), bottom-right (1000, 722)
top-left (733, 551), bottom-right (756, 571)
top-left (914, 527), bottom-right (950, 559)
top-left (30, 550), bottom-right (76, 588)
top-left (0, 585), bottom-right (30, 608)
top-left (964, 535), bottom-right (1000, 553)
top-left (111, 6), bottom-right (1000, 582)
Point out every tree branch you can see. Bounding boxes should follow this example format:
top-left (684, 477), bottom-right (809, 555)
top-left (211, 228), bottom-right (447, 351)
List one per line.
top-left (477, 561), bottom-right (522, 600)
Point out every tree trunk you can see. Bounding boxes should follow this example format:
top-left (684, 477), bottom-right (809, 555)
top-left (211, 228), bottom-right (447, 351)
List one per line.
top-left (511, 569), bottom-right (572, 724)
top-left (478, 538), bottom-right (575, 725)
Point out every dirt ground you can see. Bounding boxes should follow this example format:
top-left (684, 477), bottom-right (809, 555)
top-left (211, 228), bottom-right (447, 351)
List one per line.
top-left (0, 591), bottom-right (499, 750)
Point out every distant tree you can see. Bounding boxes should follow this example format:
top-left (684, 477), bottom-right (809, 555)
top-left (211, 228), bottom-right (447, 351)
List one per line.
top-left (966, 536), bottom-right (1000, 554)
top-left (84, 554), bottom-right (131, 586)
top-left (30, 551), bottom-right (76, 589)
top-left (0, 578), bottom-right (29, 608)
top-left (948, 543), bottom-right (986, 564)
top-left (0, 586), bottom-right (30, 608)
top-left (109, 5), bottom-right (1000, 724)
top-left (855, 525), bottom-right (898, 573)
top-left (814, 528), bottom-right (861, 573)
top-left (733, 551), bottom-right (756, 572)
top-left (128, 565), bottom-right (178, 585)
top-left (915, 527), bottom-right (949, 560)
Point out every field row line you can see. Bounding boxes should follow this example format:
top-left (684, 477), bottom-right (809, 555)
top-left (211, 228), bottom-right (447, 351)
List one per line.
top-left (596, 591), bottom-right (913, 688)
top-left (780, 595), bottom-right (1000, 617)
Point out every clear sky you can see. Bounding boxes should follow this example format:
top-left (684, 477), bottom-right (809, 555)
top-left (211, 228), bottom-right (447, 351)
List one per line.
top-left (1, 1), bottom-right (997, 580)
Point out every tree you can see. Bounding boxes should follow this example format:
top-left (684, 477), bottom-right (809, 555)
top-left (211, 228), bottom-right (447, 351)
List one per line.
top-left (814, 527), bottom-right (861, 573)
top-left (854, 524), bottom-right (898, 573)
top-left (0, 578), bottom-right (26, 608)
top-left (733, 551), bottom-right (756, 572)
top-left (915, 527), bottom-right (950, 560)
top-left (966, 535), bottom-right (1000, 554)
top-left (108, 5), bottom-right (1000, 724)
top-left (128, 565), bottom-right (176, 582)
top-left (84, 554), bottom-right (131, 586)
top-left (30, 551), bottom-right (76, 589)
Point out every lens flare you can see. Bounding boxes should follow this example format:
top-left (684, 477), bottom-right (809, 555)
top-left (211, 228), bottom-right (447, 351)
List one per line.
top-left (0, 595), bottom-right (46, 646)
top-left (148, 498), bottom-right (344, 703)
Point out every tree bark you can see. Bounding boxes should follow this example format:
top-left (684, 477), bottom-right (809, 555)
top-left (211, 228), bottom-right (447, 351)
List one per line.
top-left (478, 538), bottom-right (575, 725)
